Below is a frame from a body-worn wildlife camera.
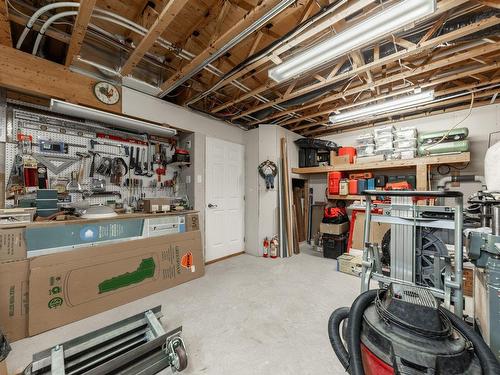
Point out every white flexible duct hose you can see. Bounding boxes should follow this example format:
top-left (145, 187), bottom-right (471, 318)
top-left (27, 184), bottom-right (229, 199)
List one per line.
top-left (16, 2), bottom-right (79, 49)
top-left (32, 12), bottom-right (147, 55)
top-left (32, 11), bottom-right (77, 54)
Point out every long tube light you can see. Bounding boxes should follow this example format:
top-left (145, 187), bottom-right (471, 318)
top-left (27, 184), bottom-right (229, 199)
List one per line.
top-left (268, 0), bottom-right (436, 83)
top-left (329, 90), bottom-right (435, 124)
top-left (50, 99), bottom-right (177, 136)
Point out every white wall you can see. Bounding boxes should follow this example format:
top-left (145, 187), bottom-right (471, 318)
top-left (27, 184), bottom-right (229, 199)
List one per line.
top-left (122, 87), bottom-right (246, 258)
top-left (245, 125), bottom-right (302, 256)
top-left (309, 103), bottom-right (500, 201)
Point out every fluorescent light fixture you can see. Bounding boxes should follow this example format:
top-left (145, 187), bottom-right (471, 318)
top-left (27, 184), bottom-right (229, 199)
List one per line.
top-left (268, 0), bottom-right (436, 83)
top-left (50, 99), bottom-right (177, 136)
top-left (329, 90), bottom-right (435, 124)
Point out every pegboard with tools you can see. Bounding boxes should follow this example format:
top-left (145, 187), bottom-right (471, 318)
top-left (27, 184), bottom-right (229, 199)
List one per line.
top-left (4, 106), bottom-right (190, 210)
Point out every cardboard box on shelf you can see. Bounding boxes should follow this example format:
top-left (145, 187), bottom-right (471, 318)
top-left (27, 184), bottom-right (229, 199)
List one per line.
top-left (320, 222), bottom-right (349, 235)
top-left (0, 260), bottom-right (29, 342)
top-left (143, 198), bottom-right (171, 213)
top-left (28, 230), bottom-right (204, 336)
top-left (0, 227), bottom-right (27, 262)
top-left (330, 155), bottom-right (350, 165)
top-left (350, 213), bottom-right (390, 251)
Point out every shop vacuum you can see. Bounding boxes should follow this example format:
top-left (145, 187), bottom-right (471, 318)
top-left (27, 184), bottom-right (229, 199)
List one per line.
top-left (328, 283), bottom-right (499, 375)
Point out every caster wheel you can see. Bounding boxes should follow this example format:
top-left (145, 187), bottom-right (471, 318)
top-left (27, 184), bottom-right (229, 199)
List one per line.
top-left (173, 344), bottom-right (188, 372)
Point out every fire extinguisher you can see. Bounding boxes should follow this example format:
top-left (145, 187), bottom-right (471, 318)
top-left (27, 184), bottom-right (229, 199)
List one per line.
top-left (263, 237), bottom-right (269, 258)
top-left (270, 235), bottom-right (279, 259)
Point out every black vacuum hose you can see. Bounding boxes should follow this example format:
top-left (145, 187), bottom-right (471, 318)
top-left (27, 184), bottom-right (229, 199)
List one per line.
top-left (440, 308), bottom-right (500, 375)
top-left (328, 307), bottom-right (350, 370)
top-left (346, 290), bottom-right (378, 375)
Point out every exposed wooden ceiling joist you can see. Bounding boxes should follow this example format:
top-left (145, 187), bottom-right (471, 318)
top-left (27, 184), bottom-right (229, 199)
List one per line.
top-left (0, 0), bottom-right (13, 46)
top-left (242, 40), bottom-right (500, 125)
top-left (121, 0), bottom-right (190, 76)
top-left (230, 0), bottom-right (479, 121)
top-left (65, 0), bottom-right (97, 66)
top-left (158, 0), bottom-right (289, 93)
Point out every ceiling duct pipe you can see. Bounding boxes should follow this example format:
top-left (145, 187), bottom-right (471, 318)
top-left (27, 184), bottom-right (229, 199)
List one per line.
top-left (158, 0), bottom-right (298, 98)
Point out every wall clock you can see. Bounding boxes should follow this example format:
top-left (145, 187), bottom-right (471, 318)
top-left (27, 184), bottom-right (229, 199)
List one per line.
top-left (94, 81), bottom-right (120, 105)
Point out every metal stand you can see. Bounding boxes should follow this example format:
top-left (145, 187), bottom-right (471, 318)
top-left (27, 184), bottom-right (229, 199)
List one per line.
top-left (24, 306), bottom-right (188, 374)
top-left (360, 190), bottom-right (464, 318)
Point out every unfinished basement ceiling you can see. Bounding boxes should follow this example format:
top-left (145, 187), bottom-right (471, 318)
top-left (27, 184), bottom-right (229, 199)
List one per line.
top-left (4, 0), bottom-right (500, 135)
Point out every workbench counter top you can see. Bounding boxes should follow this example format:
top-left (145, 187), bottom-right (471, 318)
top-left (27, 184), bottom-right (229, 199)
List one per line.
top-left (0, 210), bottom-right (198, 229)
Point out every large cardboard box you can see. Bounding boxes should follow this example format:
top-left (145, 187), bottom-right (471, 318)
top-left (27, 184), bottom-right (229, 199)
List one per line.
top-left (351, 213), bottom-right (390, 251)
top-left (0, 227), bottom-right (27, 262)
top-left (0, 260), bottom-right (29, 342)
top-left (320, 222), bottom-right (349, 235)
top-left (28, 230), bottom-right (204, 336)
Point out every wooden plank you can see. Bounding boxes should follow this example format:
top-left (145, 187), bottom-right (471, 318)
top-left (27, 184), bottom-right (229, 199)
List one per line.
top-left (159, 0), bottom-right (285, 92)
top-left (65, 0), bottom-right (97, 66)
top-left (0, 45), bottom-right (122, 113)
top-left (121, 0), bottom-right (189, 76)
top-left (0, 0), bottom-right (12, 46)
top-left (291, 153), bottom-right (471, 174)
top-left (292, 204), bottom-right (300, 254)
top-left (416, 164), bottom-right (428, 191)
top-left (281, 137), bottom-right (293, 257)
top-left (304, 180), bottom-right (309, 242)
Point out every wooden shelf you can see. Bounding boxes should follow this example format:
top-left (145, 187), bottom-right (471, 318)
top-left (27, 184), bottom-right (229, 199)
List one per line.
top-left (292, 152), bottom-right (470, 174)
top-left (327, 195), bottom-right (363, 200)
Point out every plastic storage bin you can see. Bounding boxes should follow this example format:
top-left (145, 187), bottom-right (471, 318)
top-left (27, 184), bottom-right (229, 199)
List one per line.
top-left (374, 125), bottom-right (394, 137)
top-left (355, 144), bottom-right (375, 157)
top-left (395, 127), bottom-right (417, 139)
top-left (356, 133), bottom-right (375, 145)
top-left (394, 138), bottom-right (417, 149)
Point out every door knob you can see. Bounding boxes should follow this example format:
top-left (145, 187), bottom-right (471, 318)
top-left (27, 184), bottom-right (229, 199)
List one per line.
top-left (208, 203), bottom-right (218, 208)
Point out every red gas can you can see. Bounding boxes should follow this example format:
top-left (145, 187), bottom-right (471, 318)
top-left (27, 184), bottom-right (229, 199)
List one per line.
top-left (328, 171), bottom-right (343, 195)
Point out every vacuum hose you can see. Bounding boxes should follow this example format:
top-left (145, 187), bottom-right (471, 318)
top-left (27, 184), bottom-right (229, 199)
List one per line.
top-left (328, 290), bottom-right (378, 375)
top-left (328, 307), bottom-right (350, 369)
top-left (328, 289), bottom-right (499, 375)
top-left (440, 308), bottom-right (500, 375)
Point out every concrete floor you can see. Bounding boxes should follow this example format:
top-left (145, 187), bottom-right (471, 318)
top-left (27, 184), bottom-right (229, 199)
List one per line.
top-left (7, 248), bottom-right (359, 374)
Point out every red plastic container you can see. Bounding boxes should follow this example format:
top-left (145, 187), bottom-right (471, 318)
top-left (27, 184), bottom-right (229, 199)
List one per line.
top-left (328, 171), bottom-right (343, 195)
top-left (338, 147), bottom-right (356, 164)
top-left (348, 179), bottom-right (358, 195)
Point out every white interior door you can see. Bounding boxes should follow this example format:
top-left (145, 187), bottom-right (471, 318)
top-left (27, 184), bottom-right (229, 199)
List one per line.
top-left (205, 137), bottom-right (245, 262)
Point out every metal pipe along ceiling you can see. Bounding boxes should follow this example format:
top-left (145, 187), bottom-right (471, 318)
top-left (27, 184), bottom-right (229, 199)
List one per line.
top-left (158, 0), bottom-right (298, 98)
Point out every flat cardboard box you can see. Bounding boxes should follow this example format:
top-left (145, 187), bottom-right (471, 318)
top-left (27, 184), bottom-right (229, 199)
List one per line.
top-left (0, 227), bottom-right (27, 262)
top-left (0, 260), bottom-right (29, 342)
top-left (28, 230), bottom-right (204, 336)
top-left (331, 155), bottom-right (350, 165)
top-left (0, 359), bottom-right (7, 375)
top-left (351, 213), bottom-right (390, 251)
top-left (320, 222), bottom-right (349, 235)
